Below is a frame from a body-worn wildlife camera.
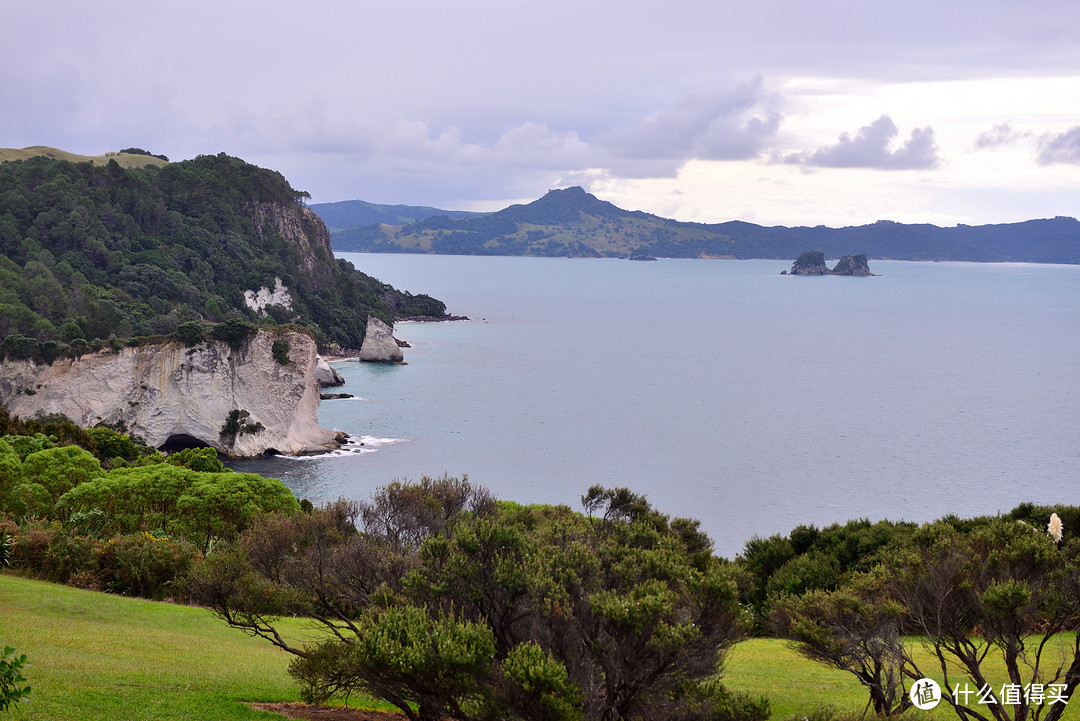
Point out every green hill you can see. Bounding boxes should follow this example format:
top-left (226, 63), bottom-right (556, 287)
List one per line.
top-left (310, 198), bottom-right (486, 232)
top-left (330, 186), bottom-right (1080, 264)
top-left (0, 152), bottom-right (446, 359)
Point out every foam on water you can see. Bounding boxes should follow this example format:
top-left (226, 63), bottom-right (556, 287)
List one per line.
top-left (280, 434), bottom-right (408, 460)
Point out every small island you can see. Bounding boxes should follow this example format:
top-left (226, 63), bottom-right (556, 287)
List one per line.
top-left (781, 250), bottom-right (877, 276)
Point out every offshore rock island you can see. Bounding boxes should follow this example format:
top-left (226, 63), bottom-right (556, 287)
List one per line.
top-left (782, 251), bottom-right (877, 276)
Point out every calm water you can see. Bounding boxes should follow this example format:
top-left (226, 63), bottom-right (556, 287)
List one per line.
top-left (233, 255), bottom-right (1080, 558)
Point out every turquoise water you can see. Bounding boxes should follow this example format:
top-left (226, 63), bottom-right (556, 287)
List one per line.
top-left (232, 255), bottom-right (1080, 558)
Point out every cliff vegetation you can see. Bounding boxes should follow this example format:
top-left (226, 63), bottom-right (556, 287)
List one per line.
top-left (0, 152), bottom-right (446, 364)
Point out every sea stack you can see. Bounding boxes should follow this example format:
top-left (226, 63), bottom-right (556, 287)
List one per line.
top-left (358, 316), bottom-right (405, 363)
top-left (786, 251), bottom-right (877, 276)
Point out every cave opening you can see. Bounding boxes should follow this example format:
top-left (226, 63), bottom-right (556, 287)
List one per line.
top-left (159, 433), bottom-right (215, 453)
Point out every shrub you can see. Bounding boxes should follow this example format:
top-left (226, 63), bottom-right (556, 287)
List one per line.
top-left (210, 318), bottom-right (256, 350)
top-left (96, 531), bottom-right (199, 599)
top-left (0, 646), bottom-right (31, 712)
top-left (173, 320), bottom-right (205, 346)
top-left (271, 339), bottom-right (290, 365)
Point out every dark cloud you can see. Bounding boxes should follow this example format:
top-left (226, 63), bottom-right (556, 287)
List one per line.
top-left (777, 115), bottom-right (941, 170)
top-left (975, 122), bottom-right (1030, 149)
top-left (1036, 126), bottom-right (1080, 165)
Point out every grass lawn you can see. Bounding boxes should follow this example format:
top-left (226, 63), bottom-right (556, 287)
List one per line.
top-left (0, 574), bottom-right (350, 720)
top-left (1, 573), bottom-right (1076, 720)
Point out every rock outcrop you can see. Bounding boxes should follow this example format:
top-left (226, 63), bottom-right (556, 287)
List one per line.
top-left (358, 316), bottom-right (405, 363)
top-left (314, 357), bottom-right (345, 387)
top-left (829, 254), bottom-right (876, 276)
top-left (244, 277), bottom-right (294, 314)
top-left (0, 330), bottom-right (338, 457)
top-left (784, 251), bottom-right (877, 276)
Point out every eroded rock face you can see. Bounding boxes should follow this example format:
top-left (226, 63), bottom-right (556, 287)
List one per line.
top-left (244, 277), bottom-right (294, 314)
top-left (358, 316), bottom-right (404, 363)
top-left (0, 330), bottom-right (338, 457)
top-left (788, 251), bottom-right (830, 275)
top-left (830, 254), bottom-right (876, 276)
top-left (314, 357), bottom-right (345, 387)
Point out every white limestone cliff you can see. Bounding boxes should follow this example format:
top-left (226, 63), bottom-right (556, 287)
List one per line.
top-left (0, 330), bottom-right (339, 457)
top-left (357, 316), bottom-right (404, 363)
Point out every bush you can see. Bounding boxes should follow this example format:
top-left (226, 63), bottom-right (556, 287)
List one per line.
top-left (271, 339), bottom-right (290, 365)
top-left (210, 318), bottom-right (256, 350)
top-left (96, 531), bottom-right (199, 599)
top-left (173, 320), bottom-right (205, 346)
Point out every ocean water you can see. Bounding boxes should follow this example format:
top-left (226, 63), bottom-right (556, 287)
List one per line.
top-left (232, 255), bottom-right (1080, 558)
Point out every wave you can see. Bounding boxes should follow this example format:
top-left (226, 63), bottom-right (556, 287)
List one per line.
top-left (282, 433), bottom-right (408, 460)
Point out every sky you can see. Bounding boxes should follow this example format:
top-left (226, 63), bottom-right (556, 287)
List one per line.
top-left (3, 0), bottom-right (1079, 227)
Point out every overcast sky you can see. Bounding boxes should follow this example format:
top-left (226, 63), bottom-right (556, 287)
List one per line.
top-left (4, 0), bottom-right (1078, 226)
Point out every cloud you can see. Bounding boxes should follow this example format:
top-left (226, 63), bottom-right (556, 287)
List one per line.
top-left (592, 77), bottom-right (782, 177)
top-left (777, 115), bottom-right (941, 170)
top-left (1036, 126), bottom-right (1080, 165)
top-left (974, 122), bottom-right (1030, 149)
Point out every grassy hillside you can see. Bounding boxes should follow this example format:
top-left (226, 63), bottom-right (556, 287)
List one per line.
top-left (0, 146), bottom-right (168, 169)
top-left (0, 574), bottom-right (310, 719)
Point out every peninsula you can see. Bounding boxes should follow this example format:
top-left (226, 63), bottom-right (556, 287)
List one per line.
top-left (0, 149), bottom-right (450, 455)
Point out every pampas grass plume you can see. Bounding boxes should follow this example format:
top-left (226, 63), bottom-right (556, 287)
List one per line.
top-left (1047, 513), bottom-right (1063, 543)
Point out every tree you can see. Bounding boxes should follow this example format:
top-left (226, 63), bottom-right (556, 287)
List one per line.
top-left (173, 320), bottom-right (205, 346)
top-left (190, 480), bottom-right (765, 721)
top-left (12, 444), bottom-right (102, 516)
top-left (888, 520), bottom-right (1080, 721)
top-left (772, 570), bottom-right (912, 716)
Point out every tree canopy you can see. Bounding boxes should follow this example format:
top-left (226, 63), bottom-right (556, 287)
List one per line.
top-left (0, 153), bottom-right (446, 359)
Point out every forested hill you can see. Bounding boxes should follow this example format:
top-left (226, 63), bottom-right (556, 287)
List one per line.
top-left (311, 198), bottom-right (487, 232)
top-left (0, 152), bottom-right (446, 361)
top-left (327, 186), bottom-right (1080, 264)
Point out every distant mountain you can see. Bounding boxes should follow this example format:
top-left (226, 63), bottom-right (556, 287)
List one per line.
top-left (310, 199), bottom-right (487, 233)
top-left (327, 186), bottom-right (1080, 264)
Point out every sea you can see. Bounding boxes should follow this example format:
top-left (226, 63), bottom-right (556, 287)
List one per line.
top-left (231, 254), bottom-right (1080, 559)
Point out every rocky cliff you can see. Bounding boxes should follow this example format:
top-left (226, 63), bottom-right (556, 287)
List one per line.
top-left (0, 330), bottom-right (339, 457)
top-left (784, 251), bottom-right (877, 276)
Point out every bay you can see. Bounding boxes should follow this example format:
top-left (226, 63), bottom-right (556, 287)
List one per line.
top-left (232, 255), bottom-right (1080, 558)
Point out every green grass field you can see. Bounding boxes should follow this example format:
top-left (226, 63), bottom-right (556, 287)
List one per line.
top-left (0, 574), bottom-right (325, 720)
top-left (0, 146), bottom-right (168, 168)
top-left (1, 574), bottom-right (1075, 720)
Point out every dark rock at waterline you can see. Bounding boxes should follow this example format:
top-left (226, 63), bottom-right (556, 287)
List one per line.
top-left (785, 251), bottom-right (877, 276)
